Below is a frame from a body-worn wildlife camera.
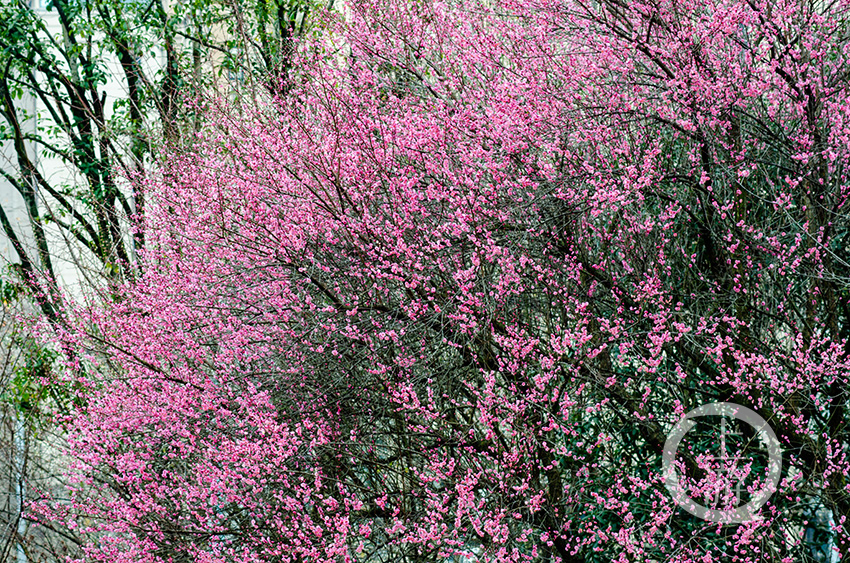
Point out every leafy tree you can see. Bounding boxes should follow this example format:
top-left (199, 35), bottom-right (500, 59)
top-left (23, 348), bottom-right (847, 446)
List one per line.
top-left (0, 0), bottom-right (317, 315)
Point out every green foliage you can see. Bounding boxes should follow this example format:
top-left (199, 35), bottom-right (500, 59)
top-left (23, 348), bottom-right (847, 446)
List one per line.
top-left (0, 277), bottom-right (23, 305)
top-left (4, 338), bottom-right (58, 415)
top-left (2, 335), bottom-right (85, 422)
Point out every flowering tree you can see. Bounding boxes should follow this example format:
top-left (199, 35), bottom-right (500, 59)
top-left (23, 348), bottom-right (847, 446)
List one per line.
top-left (38, 0), bottom-right (850, 561)
top-left (1, 0), bottom-right (321, 559)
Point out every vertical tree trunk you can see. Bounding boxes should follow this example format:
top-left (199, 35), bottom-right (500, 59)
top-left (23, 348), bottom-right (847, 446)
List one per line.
top-left (12, 413), bottom-right (26, 563)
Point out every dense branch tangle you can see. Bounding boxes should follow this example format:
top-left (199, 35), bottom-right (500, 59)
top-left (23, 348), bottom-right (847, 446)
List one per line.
top-left (32, 0), bottom-right (850, 562)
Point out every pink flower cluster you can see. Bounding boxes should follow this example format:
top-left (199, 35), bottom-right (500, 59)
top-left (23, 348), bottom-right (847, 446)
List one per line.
top-left (32, 0), bottom-right (850, 561)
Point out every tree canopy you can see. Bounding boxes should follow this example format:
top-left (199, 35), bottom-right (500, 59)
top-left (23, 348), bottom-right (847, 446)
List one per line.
top-left (26, 0), bottom-right (850, 561)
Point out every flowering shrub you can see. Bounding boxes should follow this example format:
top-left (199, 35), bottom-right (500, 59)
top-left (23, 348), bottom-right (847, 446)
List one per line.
top-left (40, 0), bottom-right (850, 561)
